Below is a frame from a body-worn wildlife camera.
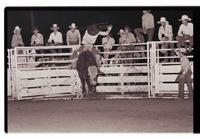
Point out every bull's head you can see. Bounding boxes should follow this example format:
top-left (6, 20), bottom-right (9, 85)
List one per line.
top-left (88, 66), bottom-right (98, 86)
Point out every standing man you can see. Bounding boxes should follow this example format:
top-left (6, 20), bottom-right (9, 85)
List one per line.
top-left (157, 17), bottom-right (174, 62)
top-left (134, 10), bottom-right (155, 42)
top-left (176, 15), bottom-right (193, 52)
top-left (66, 23), bottom-right (81, 46)
top-left (175, 48), bottom-right (193, 99)
top-left (11, 26), bottom-right (24, 48)
top-left (102, 33), bottom-right (115, 64)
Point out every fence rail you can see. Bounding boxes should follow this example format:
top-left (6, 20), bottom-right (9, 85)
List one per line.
top-left (7, 41), bottom-right (193, 100)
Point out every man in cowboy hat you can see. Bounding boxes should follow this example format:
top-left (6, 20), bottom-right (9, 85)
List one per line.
top-left (176, 15), bottom-right (193, 52)
top-left (11, 26), bottom-right (24, 48)
top-left (66, 23), bottom-right (81, 46)
top-left (134, 10), bottom-right (155, 43)
top-left (31, 26), bottom-right (44, 46)
top-left (157, 17), bottom-right (175, 62)
top-left (48, 24), bottom-right (63, 45)
top-left (48, 24), bottom-right (63, 54)
top-left (175, 48), bottom-right (193, 99)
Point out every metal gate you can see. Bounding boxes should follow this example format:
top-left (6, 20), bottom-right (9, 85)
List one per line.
top-left (148, 41), bottom-right (193, 98)
top-left (7, 42), bottom-right (193, 100)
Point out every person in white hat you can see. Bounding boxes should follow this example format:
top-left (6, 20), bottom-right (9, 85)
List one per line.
top-left (11, 26), bottom-right (24, 48)
top-left (66, 23), bottom-right (81, 46)
top-left (175, 48), bottom-right (193, 99)
top-left (157, 17), bottom-right (174, 62)
top-left (48, 24), bottom-right (63, 45)
top-left (47, 24), bottom-right (63, 54)
top-left (134, 10), bottom-right (155, 43)
top-left (176, 15), bottom-right (193, 52)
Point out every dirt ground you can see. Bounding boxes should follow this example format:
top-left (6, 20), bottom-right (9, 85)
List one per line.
top-left (7, 99), bottom-right (193, 133)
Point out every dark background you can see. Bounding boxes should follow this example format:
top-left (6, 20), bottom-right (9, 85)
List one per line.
top-left (4, 7), bottom-right (200, 133)
top-left (5, 8), bottom-right (193, 48)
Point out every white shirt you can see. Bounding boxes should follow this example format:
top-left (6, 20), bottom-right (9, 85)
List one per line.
top-left (158, 24), bottom-right (173, 41)
top-left (142, 13), bottom-right (155, 29)
top-left (48, 31), bottom-right (63, 43)
top-left (178, 23), bottom-right (193, 37)
top-left (82, 30), bottom-right (109, 45)
top-left (66, 29), bottom-right (81, 45)
top-left (102, 37), bottom-right (115, 49)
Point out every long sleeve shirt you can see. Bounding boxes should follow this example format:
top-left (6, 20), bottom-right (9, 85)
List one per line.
top-left (48, 31), bottom-right (63, 44)
top-left (178, 23), bottom-right (193, 37)
top-left (180, 55), bottom-right (191, 75)
top-left (82, 30), bottom-right (109, 45)
top-left (11, 34), bottom-right (24, 48)
top-left (158, 24), bottom-right (173, 41)
top-left (31, 33), bottom-right (44, 46)
top-left (66, 29), bottom-right (81, 45)
top-left (142, 13), bottom-right (155, 29)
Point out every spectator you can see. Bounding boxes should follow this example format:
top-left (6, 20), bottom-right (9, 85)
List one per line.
top-left (124, 25), bottom-right (136, 44)
top-left (124, 25), bottom-right (136, 63)
top-left (114, 29), bottom-right (126, 61)
top-left (175, 48), bottom-right (193, 99)
top-left (30, 27), bottom-right (44, 62)
top-left (30, 26), bottom-right (44, 46)
top-left (176, 15), bottom-right (193, 52)
top-left (47, 24), bottom-right (63, 54)
top-left (134, 10), bottom-right (155, 42)
top-left (102, 33), bottom-right (115, 64)
top-left (66, 23), bottom-right (81, 46)
top-left (11, 26), bottom-right (24, 48)
top-left (48, 24), bottom-right (63, 45)
top-left (157, 17), bottom-right (174, 62)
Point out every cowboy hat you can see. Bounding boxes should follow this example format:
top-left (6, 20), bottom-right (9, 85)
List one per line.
top-left (175, 48), bottom-right (187, 55)
top-left (179, 15), bottom-right (192, 21)
top-left (157, 17), bottom-right (168, 24)
top-left (50, 24), bottom-right (60, 30)
top-left (13, 26), bottom-right (22, 33)
top-left (69, 23), bottom-right (78, 29)
top-left (118, 29), bottom-right (125, 35)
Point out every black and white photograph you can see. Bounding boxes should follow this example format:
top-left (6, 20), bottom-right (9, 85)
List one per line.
top-left (4, 6), bottom-right (200, 133)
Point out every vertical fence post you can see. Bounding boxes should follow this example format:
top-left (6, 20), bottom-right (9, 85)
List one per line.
top-left (147, 42), bottom-right (151, 98)
top-left (150, 42), bottom-right (157, 98)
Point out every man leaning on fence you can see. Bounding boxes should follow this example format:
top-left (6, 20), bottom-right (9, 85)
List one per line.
top-left (176, 15), bottom-right (193, 53)
top-left (175, 48), bottom-right (193, 99)
top-left (47, 24), bottom-right (63, 53)
top-left (157, 17), bottom-right (175, 62)
top-left (11, 26), bottom-right (24, 48)
top-left (66, 23), bottom-right (81, 46)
